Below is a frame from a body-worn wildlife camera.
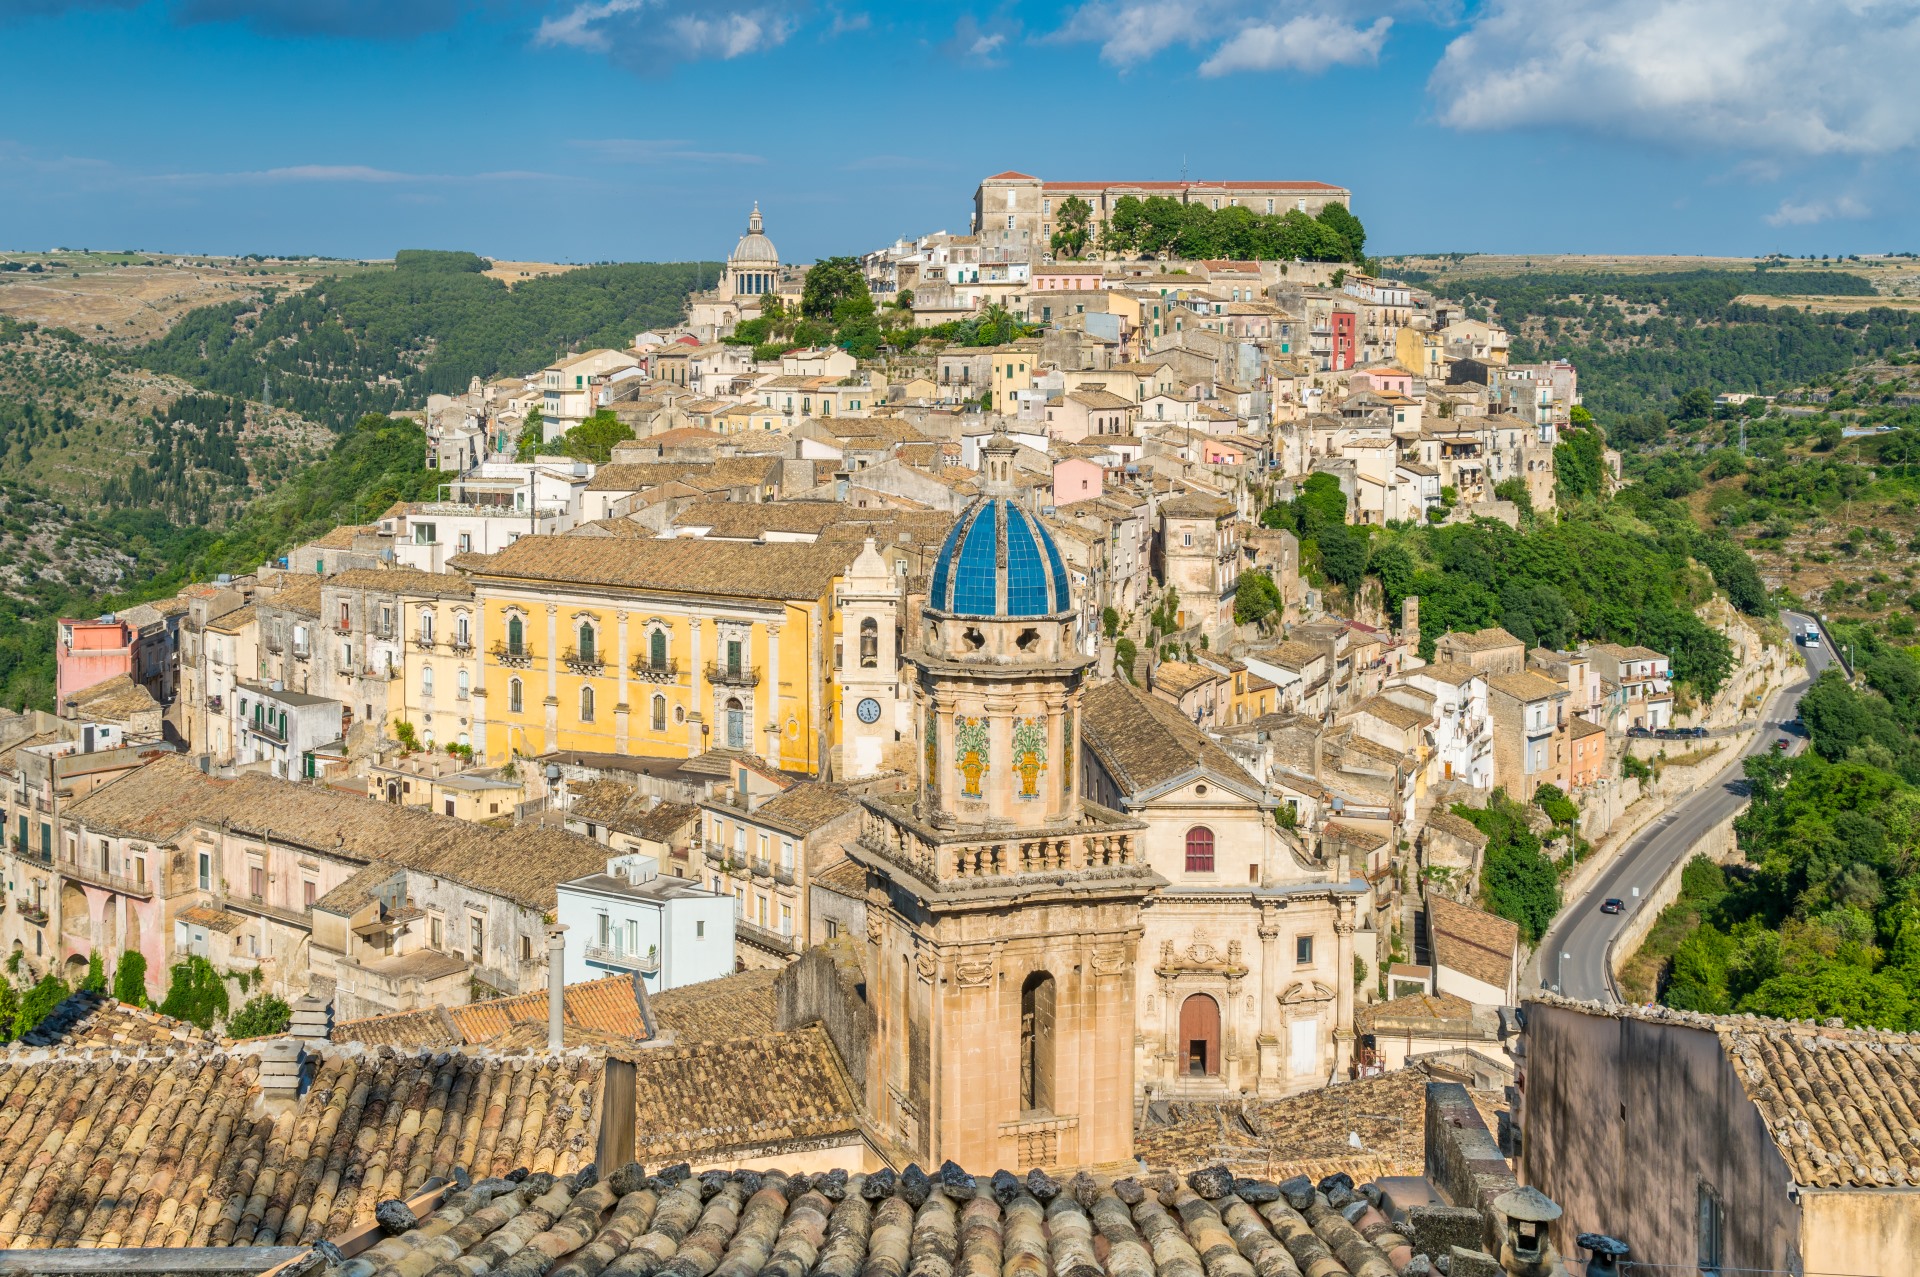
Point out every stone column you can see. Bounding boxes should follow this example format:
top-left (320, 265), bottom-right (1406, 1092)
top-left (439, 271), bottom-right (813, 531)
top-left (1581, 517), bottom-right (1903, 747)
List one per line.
top-left (1333, 895), bottom-right (1356, 1077)
top-left (471, 602), bottom-right (489, 760)
top-left (543, 604), bottom-right (559, 753)
top-left (764, 622), bottom-right (782, 766)
top-left (1257, 903), bottom-right (1282, 1089)
top-left (1159, 970), bottom-right (1179, 1080)
top-left (1224, 970), bottom-right (1245, 1090)
top-left (614, 610), bottom-right (630, 753)
top-left (687, 618), bottom-right (706, 756)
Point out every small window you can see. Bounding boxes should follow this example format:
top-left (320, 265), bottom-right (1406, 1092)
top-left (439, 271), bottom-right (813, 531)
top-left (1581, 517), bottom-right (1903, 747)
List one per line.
top-left (469, 916), bottom-right (485, 958)
top-left (696, 920), bottom-right (706, 938)
top-left (430, 915), bottom-right (444, 949)
top-left (509, 678), bottom-right (523, 713)
top-left (1296, 935), bottom-right (1314, 965)
top-left (1184, 826), bottom-right (1215, 873)
top-left (580, 685), bottom-right (595, 722)
top-left (1697, 1184), bottom-right (1724, 1275)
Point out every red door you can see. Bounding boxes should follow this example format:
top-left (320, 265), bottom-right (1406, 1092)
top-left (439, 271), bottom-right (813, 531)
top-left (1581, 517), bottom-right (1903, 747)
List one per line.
top-left (1179, 993), bottom-right (1221, 1076)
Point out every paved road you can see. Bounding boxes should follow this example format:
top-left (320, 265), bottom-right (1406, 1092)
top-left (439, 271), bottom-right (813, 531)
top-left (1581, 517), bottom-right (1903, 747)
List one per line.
top-left (1538, 612), bottom-right (1832, 1002)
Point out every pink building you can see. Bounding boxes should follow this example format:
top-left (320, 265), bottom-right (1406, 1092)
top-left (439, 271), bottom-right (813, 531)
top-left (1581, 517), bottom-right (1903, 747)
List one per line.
top-left (1351, 366), bottom-right (1416, 396)
top-left (1031, 267), bottom-right (1104, 291)
top-left (1052, 457), bottom-right (1104, 507)
top-left (56, 618), bottom-right (134, 707)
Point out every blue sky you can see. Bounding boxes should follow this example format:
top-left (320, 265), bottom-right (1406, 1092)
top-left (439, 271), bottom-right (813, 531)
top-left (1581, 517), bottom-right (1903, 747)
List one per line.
top-left (2, 0), bottom-right (1916, 262)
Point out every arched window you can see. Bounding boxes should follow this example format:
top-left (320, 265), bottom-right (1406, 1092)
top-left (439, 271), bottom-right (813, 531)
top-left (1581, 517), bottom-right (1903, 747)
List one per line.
top-left (421, 666), bottom-right (434, 698)
top-left (652, 694), bottom-right (667, 731)
top-left (725, 696), bottom-right (745, 750)
top-left (650, 628), bottom-right (668, 670)
top-left (420, 611), bottom-right (434, 643)
top-left (580, 685), bottom-right (596, 722)
top-left (1184, 826), bottom-right (1215, 873)
top-left (1020, 971), bottom-right (1056, 1114)
top-left (456, 669), bottom-right (469, 700)
top-left (859, 618), bottom-right (879, 668)
top-left (509, 678), bottom-right (523, 713)
top-left (455, 613), bottom-right (469, 645)
top-left (577, 622), bottom-right (596, 663)
top-left (507, 615), bottom-right (524, 656)
top-left (1179, 994), bottom-right (1221, 1076)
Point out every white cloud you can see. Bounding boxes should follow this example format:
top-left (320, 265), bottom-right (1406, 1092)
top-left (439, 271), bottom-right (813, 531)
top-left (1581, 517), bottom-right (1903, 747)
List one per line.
top-left (1052, 0), bottom-right (1426, 71)
top-left (261, 164), bottom-right (415, 182)
top-left (535, 0), bottom-right (801, 68)
top-left (1199, 14), bottom-right (1390, 75)
top-left (1765, 195), bottom-right (1869, 226)
top-left (944, 13), bottom-right (1022, 68)
top-left (1431, 0), bottom-right (1920, 156)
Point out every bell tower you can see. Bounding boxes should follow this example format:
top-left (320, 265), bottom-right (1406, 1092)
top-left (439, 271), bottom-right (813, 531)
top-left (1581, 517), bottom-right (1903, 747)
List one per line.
top-left (835, 537), bottom-right (903, 780)
top-left (850, 430), bottom-right (1160, 1172)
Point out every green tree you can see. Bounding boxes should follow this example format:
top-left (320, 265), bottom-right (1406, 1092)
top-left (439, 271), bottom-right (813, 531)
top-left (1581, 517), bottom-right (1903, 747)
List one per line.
top-left (81, 951), bottom-right (105, 994)
top-left (1101, 606), bottom-right (1121, 639)
top-left (227, 994), bottom-right (292, 1038)
top-left (801, 256), bottom-right (868, 320)
top-left (1317, 523), bottom-right (1368, 594)
top-left (158, 955), bottom-right (228, 1030)
top-left (14, 974), bottom-right (68, 1041)
top-left (515, 407), bottom-right (545, 460)
top-left (1534, 783), bottom-right (1578, 826)
top-left (1315, 204), bottom-right (1367, 261)
top-left (1493, 477), bottom-right (1532, 514)
top-left (112, 949), bottom-right (148, 1007)
top-left (559, 410), bottom-right (634, 465)
top-left (0, 979), bottom-right (16, 1041)
top-left (1233, 571), bottom-right (1283, 626)
top-left (1051, 196), bottom-right (1093, 259)
top-left (1114, 637), bottom-right (1139, 684)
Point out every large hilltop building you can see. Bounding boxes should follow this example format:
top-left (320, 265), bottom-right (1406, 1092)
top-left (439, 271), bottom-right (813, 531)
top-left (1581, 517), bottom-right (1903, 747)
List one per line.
top-left (687, 202), bottom-right (798, 340)
top-left (973, 171), bottom-right (1353, 257)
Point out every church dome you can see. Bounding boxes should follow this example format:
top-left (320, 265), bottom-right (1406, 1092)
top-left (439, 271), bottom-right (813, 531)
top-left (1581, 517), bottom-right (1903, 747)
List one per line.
top-left (730, 202), bottom-right (778, 265)
top-left (928, 496), bottom-right (1073, 618)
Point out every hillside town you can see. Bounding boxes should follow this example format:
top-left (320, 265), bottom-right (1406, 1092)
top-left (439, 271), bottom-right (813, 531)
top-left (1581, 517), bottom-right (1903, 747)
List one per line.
top-left (0, 175), bottom-right (1889, 1277)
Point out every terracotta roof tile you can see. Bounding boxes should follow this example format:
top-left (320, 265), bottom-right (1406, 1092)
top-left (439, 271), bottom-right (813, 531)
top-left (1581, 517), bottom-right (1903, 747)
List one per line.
top-left (648, 969), bottom-right (780, 1044)
top-left (1427, 896), bottom-right (1518, 992)
top-left (462, 535), bottom-right (854, 603)
top-left (1082, 679), bottom-right (1252, 797)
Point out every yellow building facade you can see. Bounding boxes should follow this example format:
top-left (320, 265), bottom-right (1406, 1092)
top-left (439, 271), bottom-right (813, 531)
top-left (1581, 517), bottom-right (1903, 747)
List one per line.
top-left (461, 537), bottom-right (861, 775)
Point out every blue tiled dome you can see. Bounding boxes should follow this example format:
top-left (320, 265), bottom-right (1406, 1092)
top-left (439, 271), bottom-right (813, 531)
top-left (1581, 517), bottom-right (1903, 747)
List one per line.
top-left (928, 497), bottom-right (1073, 618)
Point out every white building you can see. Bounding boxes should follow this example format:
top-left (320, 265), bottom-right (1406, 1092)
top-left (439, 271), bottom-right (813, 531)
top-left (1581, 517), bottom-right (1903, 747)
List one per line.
top-left (232, 681), bottom-right (342, 781)
top-left (554, 851), bottom-right (734, 993)
top-left (1386, 661), bottom-right (1494, 790)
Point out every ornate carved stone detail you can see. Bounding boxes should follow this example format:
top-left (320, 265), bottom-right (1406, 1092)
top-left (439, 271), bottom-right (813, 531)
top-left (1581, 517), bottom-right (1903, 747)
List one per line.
top-left (1279, 980), bottom-right (1337, 1004)
top-left (954, 958), bottom-right (994, 987)
top-left (1090, 944), bottom-right (1125, 976)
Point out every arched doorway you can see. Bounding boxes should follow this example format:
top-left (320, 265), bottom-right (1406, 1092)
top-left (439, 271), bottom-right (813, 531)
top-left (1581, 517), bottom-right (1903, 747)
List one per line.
top-left (1020, 971), bottom-right (1056, 1114)
top-left (725, 697), bottom-right (746, 750)
top-left (386, 780), bottom-right (401, 804)
top-left (1179, 992), bottom-right (1221, 1076)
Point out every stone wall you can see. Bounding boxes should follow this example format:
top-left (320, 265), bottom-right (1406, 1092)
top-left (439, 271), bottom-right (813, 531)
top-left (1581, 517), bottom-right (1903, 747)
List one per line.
top-left (775, 936), bottom-right (871, 1105)
top-left (1608, 810), bottom-right (1739, 985)
top-left (1423, 1079), bottom-right (1517, 1255)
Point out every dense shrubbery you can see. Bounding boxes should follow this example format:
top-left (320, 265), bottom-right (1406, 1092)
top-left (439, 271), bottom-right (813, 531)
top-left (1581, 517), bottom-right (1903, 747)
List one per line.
top-left (228, 994), bottom-right (292, 1038)
top-left (1098, 197), bottom-right (1366, 263)
top-left (1452, 791), bottom-right (1561, 943)
top-left (1654, 639), bottom-right (1920, 1028)
top-left (1360, 502), bottom-right (1746, 697)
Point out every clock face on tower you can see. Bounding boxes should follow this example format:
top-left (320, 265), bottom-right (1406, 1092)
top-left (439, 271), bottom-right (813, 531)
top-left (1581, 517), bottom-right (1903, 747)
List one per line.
top-left (856, 697), bottom-right (882, 724)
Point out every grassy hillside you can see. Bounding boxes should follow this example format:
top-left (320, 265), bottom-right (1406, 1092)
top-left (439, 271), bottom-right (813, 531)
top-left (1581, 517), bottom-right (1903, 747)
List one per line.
top-left (135, 252), bottom-right (722, 429)
top-left (1401, 268), bottom-right (1920, 423)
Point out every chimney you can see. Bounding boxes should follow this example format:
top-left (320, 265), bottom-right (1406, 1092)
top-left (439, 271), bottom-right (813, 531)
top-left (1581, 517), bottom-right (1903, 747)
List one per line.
top-left (1492, 1186), bottom-right (1565, 1277)
top-left (546, 925), bottom-right (567, 1052)
top-left (256, 1037), bottom-right (306, 1112)
top-left (288, 994), bottom-right (333, 1043)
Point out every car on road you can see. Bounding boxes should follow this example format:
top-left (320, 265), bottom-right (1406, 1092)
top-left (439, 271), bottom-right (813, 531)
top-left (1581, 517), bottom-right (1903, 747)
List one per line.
top-left (1773, 738), bottom-right (1790, 750)
top-left (1600, 898), bottom-right (1625, 914)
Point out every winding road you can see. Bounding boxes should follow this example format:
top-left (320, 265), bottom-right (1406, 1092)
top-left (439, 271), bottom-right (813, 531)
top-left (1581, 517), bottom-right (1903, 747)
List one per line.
top-left (1537, 611), bottom-right (1831, 1002)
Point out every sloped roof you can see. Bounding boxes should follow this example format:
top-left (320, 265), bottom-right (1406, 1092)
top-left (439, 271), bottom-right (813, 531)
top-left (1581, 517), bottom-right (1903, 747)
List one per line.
top-left (648, 968), bottom-right (781, 1043)
top-left (1081, 678), bottom-right (1253, 798)
top-left (1428, 895), bottom-right (1519, 991)
top-left (334, 973), bottom-right (652, 1050)
top-left (461, 535), bottom-right (854, 603)
top-left (0, 1046), bottom-right (601, 1248)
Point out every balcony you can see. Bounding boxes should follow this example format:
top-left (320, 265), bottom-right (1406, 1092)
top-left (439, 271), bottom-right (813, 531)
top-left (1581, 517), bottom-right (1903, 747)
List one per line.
top-left (737, 918), bottom-right (798, 957)
top-left (247, 718), bottom-right (287, 744)
top-left (705, 660), bottom-right (757, 688)
top-left (264, 638), bottom-right (284, 654)
top-left (749, 856), bottom-right (772, 879)
top-left (16, 898), bottom-right (46, 926)
top-left (584, 944), bottom-right (659, 975)
top-left (291, 646), bottom-right (311, 662)
top-left (219, 892), bottom-right (315, 931)
top-left (59, 858), bottom-right (154, 899)
top-left (414, 635), bottom-right (437, 651)
top-left (630, 657), bottom-right (680, 684)
top-left (492, 644), bottom-right (536, 669)
top-left (563, 648), bottom-right (606, 676)
top-left (449, 638), bottom-right (474, 656)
